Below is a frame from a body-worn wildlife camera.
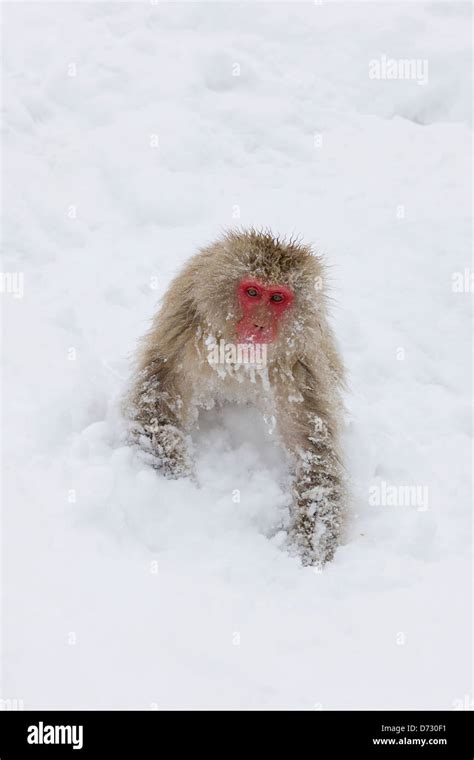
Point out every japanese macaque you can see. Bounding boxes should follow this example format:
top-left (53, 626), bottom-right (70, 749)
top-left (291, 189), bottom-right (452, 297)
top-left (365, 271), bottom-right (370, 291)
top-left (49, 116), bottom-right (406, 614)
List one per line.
top-left (127, 229), bottom-right (346, 566)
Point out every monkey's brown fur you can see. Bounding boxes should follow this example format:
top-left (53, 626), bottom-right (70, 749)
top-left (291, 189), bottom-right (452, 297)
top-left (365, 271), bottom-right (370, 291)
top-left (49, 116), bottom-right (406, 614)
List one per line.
top-left (127, 229), bottom-right (346, 566)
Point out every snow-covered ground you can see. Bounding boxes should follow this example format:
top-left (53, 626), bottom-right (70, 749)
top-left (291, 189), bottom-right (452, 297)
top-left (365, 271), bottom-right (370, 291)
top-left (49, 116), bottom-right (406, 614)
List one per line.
top-left (2, 1), bottom-right (472, 709)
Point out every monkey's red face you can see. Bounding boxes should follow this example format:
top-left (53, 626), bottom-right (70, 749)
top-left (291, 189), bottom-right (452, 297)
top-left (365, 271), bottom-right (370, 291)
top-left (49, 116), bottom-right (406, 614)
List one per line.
top-left (236, 278), bottom-right (294, 344)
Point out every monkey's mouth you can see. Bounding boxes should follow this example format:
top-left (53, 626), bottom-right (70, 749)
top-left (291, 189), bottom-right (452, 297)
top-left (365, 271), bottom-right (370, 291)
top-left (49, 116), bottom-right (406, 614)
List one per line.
top-left (236, 323), bottom-right (275, 344)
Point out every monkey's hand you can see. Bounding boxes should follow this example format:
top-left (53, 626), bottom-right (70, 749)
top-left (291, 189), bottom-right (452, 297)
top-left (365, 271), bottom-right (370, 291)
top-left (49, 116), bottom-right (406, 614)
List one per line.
top-left (127, 367), bottom-right (194, 479)
top-left (137, 418), bottom-right (194, 479)
top-left (290, 427), bottom-right (345, 567)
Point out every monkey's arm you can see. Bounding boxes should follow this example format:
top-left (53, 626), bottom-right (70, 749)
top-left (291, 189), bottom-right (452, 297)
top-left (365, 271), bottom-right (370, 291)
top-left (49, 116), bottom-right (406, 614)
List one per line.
top-left (278, 360), bottom-right (346, 566)
top-left (127, 354), bottom-right (193, 478)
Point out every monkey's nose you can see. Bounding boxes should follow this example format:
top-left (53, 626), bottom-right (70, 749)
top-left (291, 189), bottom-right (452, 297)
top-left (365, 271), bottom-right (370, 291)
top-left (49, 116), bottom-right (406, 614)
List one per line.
top-left (253, 323), bottom-right (265, 331)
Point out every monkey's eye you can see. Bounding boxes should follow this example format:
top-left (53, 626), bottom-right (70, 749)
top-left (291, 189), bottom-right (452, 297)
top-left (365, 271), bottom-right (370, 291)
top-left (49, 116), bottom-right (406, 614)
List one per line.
top-left (246, 287), bottom-right (259, 297)
top-left (270, 293), bottom-right (284, 303)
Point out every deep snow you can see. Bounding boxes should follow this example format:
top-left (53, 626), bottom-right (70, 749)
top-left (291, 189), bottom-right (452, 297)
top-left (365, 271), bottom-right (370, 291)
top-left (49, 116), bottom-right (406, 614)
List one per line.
top-left (2, 1), bottom-right (472, 709)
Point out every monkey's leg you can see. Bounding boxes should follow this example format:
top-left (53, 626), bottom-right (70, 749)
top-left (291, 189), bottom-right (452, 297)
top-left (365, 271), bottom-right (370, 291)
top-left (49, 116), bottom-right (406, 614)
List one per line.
top-left (128, 365), bottom-right (193, 479)
top-left (288, 414), bottom-right (345, 567)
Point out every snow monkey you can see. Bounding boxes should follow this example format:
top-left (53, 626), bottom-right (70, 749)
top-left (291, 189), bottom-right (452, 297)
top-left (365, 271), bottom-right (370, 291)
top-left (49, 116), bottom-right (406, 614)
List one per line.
top-left (127, 229), bottom-right (346, 566)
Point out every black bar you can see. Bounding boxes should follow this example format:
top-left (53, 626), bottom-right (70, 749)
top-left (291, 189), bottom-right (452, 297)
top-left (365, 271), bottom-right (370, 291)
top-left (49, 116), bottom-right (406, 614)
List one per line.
top-left (0, 710), bottom-right (472, 757)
